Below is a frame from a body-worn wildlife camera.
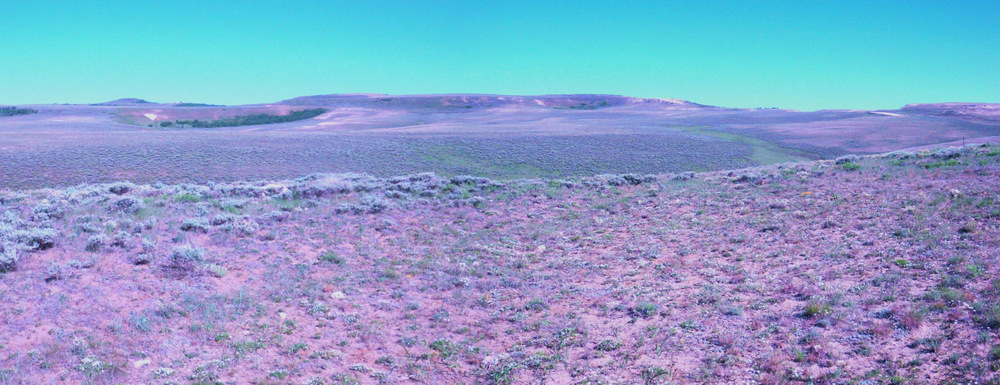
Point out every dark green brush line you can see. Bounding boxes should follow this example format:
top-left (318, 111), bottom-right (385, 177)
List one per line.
top-left (0, 107), bottom-right (37, 117)
top-left (170, 108), bottom-right (327, 128)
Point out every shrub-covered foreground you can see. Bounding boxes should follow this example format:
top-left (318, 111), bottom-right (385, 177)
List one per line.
top-left (0, 145), bottom-right (998, 383)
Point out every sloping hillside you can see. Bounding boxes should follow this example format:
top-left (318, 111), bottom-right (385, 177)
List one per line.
top-left (1, 144), bottom-right (998, 383)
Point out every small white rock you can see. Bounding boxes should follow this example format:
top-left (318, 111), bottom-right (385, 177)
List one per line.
top-left (279, 312), bottom-right (287, 319)
top-left (331, 291), bottom-right (346, 299)
top-left (133, 358), bottom-right (151, 368)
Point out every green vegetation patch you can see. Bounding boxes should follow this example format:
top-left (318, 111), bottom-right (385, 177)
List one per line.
top-left (171, 108), bottom-right (327, 128)
top-left (0, 107), bottom-right (37, 117)
top-left (923, 159), bottom-right (961, 169)
top-left (841, 162), bottom-right (861, 171)
top-left (678, 126), bottom-right (817, 165)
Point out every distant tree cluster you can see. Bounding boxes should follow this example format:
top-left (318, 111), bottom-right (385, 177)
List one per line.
top-left (0, 107), bottom-right (38, 117)
top-left (171, 108), bottom-right (326, 128)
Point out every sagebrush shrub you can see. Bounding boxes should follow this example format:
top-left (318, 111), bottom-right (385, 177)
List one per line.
top-left (622, 173), bottom-right (657, 185)
top-left (181, 218), bottom-right (209, 232)
top-left (32, 202), bottom-right (64, 221)
top-left (112, 231), bottom-right (131, 248)
top-left (731, 172), bottom-right (762, 183)
top-left (930, 147), bottom-right (962, 159)
top-left (165, 245), bottom-right (205, 273)
top-left (106, 182), bottom-right (136, 195)
top-left (468, 196), bottom-right (487, 208)
top-left (672, 172), bottom-right (695, 181)
top-left (129, 253), bottom-right (153, 266)
top-left (204, 263), bottom-right (227, 278)
top-left (885, 150), bottom-right (915, 159)
top-left (0, 244), bottom-right (17, 273)
top-left (44, 259), bottom-right (91, 281)
top-left (85, 234), bottom-right (108, 252)
top-left (141, 238), bottom-right (156, 252)
top-left (835, 155), bottom-right (860, 164)
top-left (362, 196), bottom-right (390, 213)
top-left (293, 173), bottom-right (383, 198)
top-left (110, 196), bottom-right (144, 214)
top-left (450, 175), bottom-right (493, 186)
top-left (12, 228), bottom-right (56, 250)
top-left (260, 211), bottom-right (290, 223)
top-left (336, 196), bottom-right (391, 215)
top-left (210, 214), bottom-right (236, 226)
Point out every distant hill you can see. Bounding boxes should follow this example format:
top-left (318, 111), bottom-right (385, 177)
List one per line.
top-left (279, 94), bottom-right (710, 110)
top-left (174, 102), bottom-right (224, 107)
top-left (93, 98), bottom-right (156, 106)
top-left (901, 102), bottom-right (1000, 121)
top-left (2, 93), bottom-right (998, 189)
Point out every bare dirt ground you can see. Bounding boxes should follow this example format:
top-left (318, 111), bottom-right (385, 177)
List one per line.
top-left (1, 144), bottom-right (998, 384)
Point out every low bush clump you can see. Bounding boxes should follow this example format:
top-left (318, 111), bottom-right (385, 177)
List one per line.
top-left (924, 159), bottom-right (961, 169)
top-left (672, 172), bottom-right (695, 181)
top-left (180, 218), bottom-right (210, 232)
top-left (32, 202), bottom-right (65, 221)
top-left (110, 196), bottom-right (145, 214)
top-left (835, 154), bottom-right (860, 164)
top-left (106, 182), bottom-right (136, 195)
top-left (630, 302), bottom-right (659, 318)
top-left (318, 251), bottom-right (344, 265)
top-left (841, 162), bottom-right (861, 171)
top-left (930, 147), bottom-right (962, 159)
top-left (336, 196), bottom-right (391, 215)
top-left (204, 263), bottom-right (228, 278)
top-left (9, 228), bottom-right (56, 250)
top-left (803, 300), bottom-right (832, 318)
top-left (129, 253), bottom-right (153, 265)
top-left (885, 150), bottom-right (915, 159)
top-left (0, 243), bottom-right (18, 273)
top-left (85, 234), bottom-right (108, 252)
top-left (164, 245), bottom-right (205, 274)
top-left (595, 339), bottom-right (622, 351)
top-left (210, 214), bottom-right (236, 226)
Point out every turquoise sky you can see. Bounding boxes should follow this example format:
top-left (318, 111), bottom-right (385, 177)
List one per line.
top-left (1, 1), bottom-right (997, 110)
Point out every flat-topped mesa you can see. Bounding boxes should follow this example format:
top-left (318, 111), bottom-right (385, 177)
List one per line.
top-left (93, 98), bottom-right (156, 106)
top-left (902, 102), bottom-right (1000, 109)
top-left (278, 94), bottom-right (709, 110)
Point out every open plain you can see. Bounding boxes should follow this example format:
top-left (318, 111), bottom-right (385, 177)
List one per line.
top-left (1, 96), bottom-right (1000, 384)
top-left (2, 95), bottom-right (999, 189)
